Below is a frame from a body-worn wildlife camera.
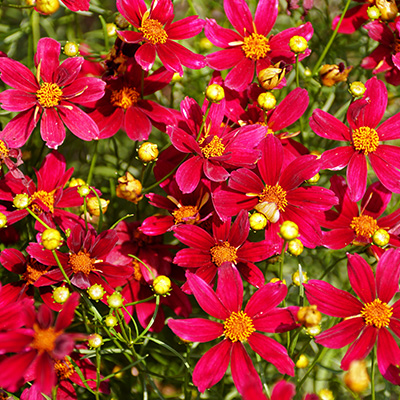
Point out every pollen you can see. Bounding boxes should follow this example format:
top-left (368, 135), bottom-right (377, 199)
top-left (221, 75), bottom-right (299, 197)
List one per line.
top-left (31, 324), bottom-right (62, 353)
top-left (30, 190), bottom-right (55, 214)
top-left (54, 358), bottom-right (75, 380)
top-left (36, 82), bottom-right (63, 108)
top-left (352, 126), bottom-right (379, 155)
top-left (21, 260), bottom-right (49, 285)
top-left (139, 18), bottom-right (168, 45)
top-left (350, 215), bottom-right (379, 238)
top-left (210, 241), bottom-right (238, 267)
top-left (361, 298), bottom-right (393, 329)
top-left (132, 259), bottom-right (144, 283)
top-left (224, 310), bottom-right (255, 342)
top-left (201, 135), bottom-right (225, 158)
top-left (242, 33), bottom-right (270, 60)
top-left (259, 184), bottom-right (288, 211)
top-left (69, 250), bottom-right (96, 275)
top-left (172, 205), bottom-right (200, 225)
top-left (110, 87), bottom-right (139, 109)
top-left (0, 140), bottom-right (9, 163)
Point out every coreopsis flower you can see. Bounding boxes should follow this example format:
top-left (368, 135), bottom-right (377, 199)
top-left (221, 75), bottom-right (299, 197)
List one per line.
top-left (0, 135), bottom-right (24, 180)
top-left (0, 37), bottom-right (105, 149)
top-left (205, 0), bottom-right (313, 91)
top-left (0, 151), bottom-right (84, 232)
top-left (310, 76), bottom-right (400, 201)
top-left (168, 264), bottom-right (296, 394)
top-left (173, 209), bottom-right (277, 290)
top-left (116, 0), bottom-right (205, 75)
top-left (305, 249), bottom-right (400, 385)
top-left (89, 63), bottom-right (177, 141)
top-left (319, 176), bottom-right (400, 249)
top-left (213, 134), bottom-right (337, 248)
top-left (0, 292), bottom-right (82, 395)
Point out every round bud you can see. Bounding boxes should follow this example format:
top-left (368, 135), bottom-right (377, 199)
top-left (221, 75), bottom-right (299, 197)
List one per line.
top-left (349, 81), bottom-right (366, 97)
top-left (115, 13), bottom-right (129, 29)
top-left (257, 92), bottom-right (276, 110)
top-left (298, 305), bottom-right (322, 327)
top-left (305, 324), bottom-right (321, 336)
top-left (270, 277), bottom-right (286, 285)
top-left (292, 270), bottom-right (308, 286)
top-left (106, 23), bottom-right (117, 37)
top-left (304, 67), bottom-right (312, 77)
top-left (171, 72), bottom-right (183, 83)
top-left (116, 172), bottom-right (143, 204)
top-left (41, 229), bottom-right (62, 250)
top-left (64, 42), bottom-right (79, 57)
top-left (367, 5), bottom-right (381, 19)
top-left (112, 365), bottom-right (124, 379)
top-left (258, 64), bottom-right (286, 90)
top-left (87, 284), bottom-right (106, 301)
top-left (35, 0), bottom-right (60, 14)
top-left (88, 333), bottom-right (103, 348)
top-left (344, 360), bottom-right (370, 393)
top-left (372, 228), bottom-right (390, 247)
top-left (296, 354), bottom-right (309, 369)
top-left (105, 314), bottom-right (118, 328)
top-left (107, 292), bottom-right (124, 308)
top-left (0, 213), bottom-right (7, 229)
top-left (289, 35), bottom-right (308, 53)
top-left (78, 185), bottom-right (91, 197)
top-left (318, 389), bottom-right (334, 400)
top-left (199, 37), bottom-right (213, 50)
top-left (138, 142), bottom-right (159, 163)
top-left (280, 221), bottom-right (299, 241)
top-left (152, 275), bottom-right (172, 295)
top-left (53, 286), bottom-right (70, 304)
top-left (87, 197), bottom-right (110, 217)
top-left (288, 238), bottom-right (304, 256)
top-left (205, 84), bottom-right (225, 103)
top-left (13, 194), bottom-right (30, 209)
top-left (69, 178), bottom-right (86, 188)
top-left (306, 173), bottom-right (320, 184)
top-left (249, 212), bottom-right (267, 230)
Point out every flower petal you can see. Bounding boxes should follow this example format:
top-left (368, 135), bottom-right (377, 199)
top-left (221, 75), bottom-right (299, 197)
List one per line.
top-left (40, 107), bottom-right (66, 149)
top-left (253, 308), bottom-right (298, 333)
top-left (135, 43), bottom-right (157, 71)
top-left (35, 38), bottom-right (61, 83)
top-left (347, 152), bottom-right (367, 202)
top-left (224, 0), bottom-right (254, 36)
top-left (376, 248), bottom-right (400, 303)
top-left (377, 328), bottom-right (400, 385)
top-left (216, 263), bottom-right (243, 313)
top-left (167, 16), bottom-right (205, 40)
top-left (370, 152), bottom-right (400, 194)
top-left (310, 109), bottom-right (350, 141)
top-left (176, 156), bottom-right (203, 194)
top-left (2, 108), bottom-right (37, 148)
top-left (254, 0), bottom-right (278, 36)
top-left (168, 318), bottom-right (223, 342)
top-left (124, 106), bottom-right (152, 141)
top-left (205, 18), bottom-right (243, 47)
top-left (0, 58), bottom-right (38, 92)
top-left (224, 56), bottom-right (254, 91)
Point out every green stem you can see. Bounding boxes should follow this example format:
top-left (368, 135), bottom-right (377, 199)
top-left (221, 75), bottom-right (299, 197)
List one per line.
top-left (279, 240), bottom-right (287, 282)
top-left (26, 208), bottom-right (52, 230)
top-left (87, 140), bottom-right (99, 186)
top-left (52, 250), bottom-right (72, 286)
top-left (295, 54), bottom-right (300, 87)
top-left (297, 346), bottom-right (328, 390)
top-left (132, 295), bottom-right (160, 343)
top-left (371, 346), bottom-right (376, 400)
top-left (196, 101), bottom-right (212, 141)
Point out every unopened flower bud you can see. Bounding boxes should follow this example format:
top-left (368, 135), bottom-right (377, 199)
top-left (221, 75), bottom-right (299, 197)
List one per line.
top-left (53, 286), bottom-right (70, 304)
top-left (138, 142), bottom-right (159, 163)
top-left (257, 92), bottom-right (276, 110)
top-left (258, 63), bottom-right (286, 90)
top-left (69, 178), bottom-right (86, 188)
top-left (13, 193), bottom-right (30, 209)
top-left (309, 150), bottom-right (322, 158)
top-left (105, 314), bottom-right (118, 328)
top-left (306, 324), bottom-right (321, 336)
top-left (349, 81), bottom-right (366, 97)
top-left (152, 275), bottom-right (172, 295)
top-left (296, 354), bottom-right (309, 369)
top-left (320, 63), bottom-right (352, 87)
top-left (0, 213), bottom-right (7, 229)
top-left (289, 35), bottom-right (308, 53)
top-left (78, 185), bottom-right (91, 197)
top-left (86, 197), bottom-right (109, 216)
top-left (288, 238), bottom-right (304, 256)
top-left (280, 221), bottom-right (299, 240)
top-left (205, 84), bottom-right (225, 103)
top-left (107, 292), bottom-right (124, 308)
top-left (270, 278), bottom-right (286, 285)
top-left (344, 360), bottom-right (370, 393)
top-left (372, 228), bottom-right (390, 246)
top-left (64, 42), bottom-right (79, 57)
top-left (292, 270), bottom-right (308, 286)
top-left (298, 305), bottom-right (322, 327)
top-left (116, 172), bottom-right (143, 204)
top-left (87, 284), bottom-right (106, 301)
top-left (199, 37), bottom-right (213, 50)
top-left (112, 365), bottom-right (124, 379)
top-left (106, 23), bottom-right (117, 37)
top-left (376, 0), bottom-right (398, 20)
top-left (171, 72), bottom-right (182, 83)
top-left (88, 333), bottom-right (103, 348)
top-left (318, 389), bottom-right (334, 400)
top-left (115, 13), bottom-right (129, 29)
top-left (367, 5), bottom-right (381, 19)
top-left (41, 228), bottom-right (62, 250)
top-left (304, 67), bottom-right (312, 77)
top-left (306, 173), bottom-right (320, 184)
top-left (249, 212), bottom-right (267, 230)
top-left (35, 0), bottom-right (60, 14)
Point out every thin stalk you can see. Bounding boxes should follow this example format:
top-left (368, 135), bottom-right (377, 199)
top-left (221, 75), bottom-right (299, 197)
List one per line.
top-left (297, 346), bottom-right (328, 390)
top-left (371, 346), bottom-right (376, 400)
top-left (52, 250), bottom-right (72, 286)
top-left (295, 54), bottom-right (300, 87)
top-left (26, 208), bottom-right (52, 230)
top-left (87, 140), bottom-right (99, 186)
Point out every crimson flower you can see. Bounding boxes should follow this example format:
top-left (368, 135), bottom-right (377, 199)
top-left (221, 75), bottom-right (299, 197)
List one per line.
top-left (205, 0), bottom-right (313, 90)
top-left (62, 0), bottom-right (90, 11)
top-left (310, 76), bottom-right (400, 201)
top-left (0, 37), bottom-right (105, 149)
top-left (305, 249), bottom-right (400, 385)
top-left (331, 2), bottom-right (370, 34)
top-left (116, 0), bottom-right (205, 75)
top-left (168, 264), bottom-right (296, 394)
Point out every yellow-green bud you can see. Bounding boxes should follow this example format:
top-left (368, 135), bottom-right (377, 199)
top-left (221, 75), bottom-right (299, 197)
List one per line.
top-left (88, 333), bottom-right (103, 348)
top-left (41, 228), bottom-right (62, 250)
top-left (318, 389), bottom-right (334, 400)
top-left (292, 270), bottom-right (308, 286)
top-left (205, 84), bottom-right (225, 103)
top-left (87, 284), bottom-right (106, 301)
top-left (152, 275), bottom-right (172, 295)
top-left (107, 292), bottom-right (124, 308)
top-left (304, 67), bottom-right (312, 77)
top-left (64, 42), bottom-right (79, 57)
top-left (105, 314), bottom-right (118, 328)
top-left (0, 213), bottom-right (7, 228)
top-left (249, 212), bottom-right (267, 230)
top-left (199, 37), bottom-right (213, 51)
top-left (270, 277), bottom-right (286, 285)
top-left (305, 324), bottom-right (321, 336)
top-left (78, 185), bottom-right (91, 197)
top-left (372, 228), bottom-right (390, 247)
top-left (13, 193), bottom-right (30, 209)
top-left (257, 92), bottom-right (276, 110)
top-left (296, 354), bottom-right (309, 369)
top-left (280, 221), bottom-right (299, 240)
top-left (171, 72), bottom-right (183, 83)
top-left (306, 173), bottom-right (320, 184)
top-left (69, 177), bottom-right (86, 188)
top-left (35, 0), bottom-right (60, 14)
top-left (288, 238), bottom-right (304, 256)
top-left (367, 5), bottom-right (381, 19)
top-left (138, 142), bottom-right (159, 163)
top-left (289, 35), bottom-right (308, 53)
top-left (106, 23), bottom-right (117, 37)
top-left (112, 365), bottom-right (124, 379)
top-left (53, 286), bottom-right (70, 304)
top-left (349, 81), bottom-right (366, 97)
top-left (86, 197), bottom-right (109, 217)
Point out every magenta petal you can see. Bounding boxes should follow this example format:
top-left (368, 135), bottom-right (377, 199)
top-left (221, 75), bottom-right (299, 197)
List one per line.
top-left (369, 152), bottom-right (400, 194)
top-left (253, 308), bottom-right (298, 333)
top-left (0, 331), bottom-right (33, 353)
top-left (55, 57), bottom-right (84, 87)
top-left (168, 318), bottom-right (223, 342)
top-left (0, 89), bottom-right (37, 112)
top-left (63, 77), bottom-right (106, 105)
top-left (206, 48), bottom-right (245, 71)
top-left (378, 112), bottom-right (400, 141)
top-left (40, 108), bottom-right (66, 149)
top-left (205, 18), bottom-right (243, 47)
top-left (254, 0), bottom-right (278, 36)
top-left (310, 109), bottom-right (350, 141)
top-left (203, 160), bottom-right (229, 182)
top-left (35, 38), bottom-right (61, 83)
top-left (173, 224), bottom-right (214, 249)
top-left (124, 106), bottom-right (152, 141)
top-left (237, 262), bottom-right (265, 288)
top-left (91, 107), bottom-right (123, 139)
top-left (270, 381), bottom-right (296, 400)
top-left (176, 156), bottom-right (203, 194)
top-left (35, 352), bottom-right (56, 396)
top-left (117, 30), bottom-right (144, 43)
top-left (55, 292), bottom-right (79, 331)
top-left (322, 229), bottom-right (355, 249)
top-left (347, 152), bottom-right (367, 202)
top-left (224, 57), bottom-right (255, 91)
top-left (135, 43), bottom-right (157, 71)
top-left (321, 146), bottom-right (355, 171)
top-left (173, 248), bottom-right (211, 268)
top-left (376, 248), bottom-right (400, 303)
top-left (332, 4), bottom-right (368, 34)
top-left (192, 339), bottom-right (231, 392)
top-left (117, 0), bottom-right (147, 27)
top-left (224, 0), bottom-right (254, 36)
top-left (374, 144), bottom-right (400, 170)
top-left (229, 168), bottom-right (264, 193)
top-left (167, 16), bottom-right (205, 40)
top-left (228, 209), bottom-right (249, 247)
top-left (0, 58), bottom-right (38, 92)
top-left (258, 134), bottom-right (283, 185)
top-left (377, 328), bottom-right (400, 385)
top-left (216, 263), bottom-right (243, 313)
top-left (164, 41), bottom-right (205, 70)
top-left (157, 43), bottom-right (183, 75)
top-left (2, 108), bottom-right (37, 148)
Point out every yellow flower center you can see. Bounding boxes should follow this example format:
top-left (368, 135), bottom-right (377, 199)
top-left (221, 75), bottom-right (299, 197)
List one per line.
top-left (361, 298), bottom-right (393, 329)
top-left (30, 190), bottom-right (55, 215)
top-left (36, 82), bottom-right (63, 108)
top-left (0, 140), bottom-right (9, 163)
top-left (132, 259), bottom-right (144, 283)
top-left (21, 260), bottom-right (49, 285)
top-left (259, 184), bottom-right (288, 211)
top-left (210, 241), bottom-right (237, 267)
top-left (201, 136), bottom-right (225, 158)
top-left (110, 87), bottom-right (139, 109)
top-left (172, 205), bottom-right (200, 225)
top-left (69, 250), bottom-right (96, 275)
top-left (350, 215), bottom-right (379, 237)
top-left (54, 358), bottom-right (75, 380)
top-left (139, 18), bottom-right (168, 45)
top-left (224, 310), bottom-right (255, 342)
top-left (31, 324), bottom-right (62, 353)
top-left (242, 33), bottom-right (270, 60)
top-left (352, 126), bottom-right (379, 155)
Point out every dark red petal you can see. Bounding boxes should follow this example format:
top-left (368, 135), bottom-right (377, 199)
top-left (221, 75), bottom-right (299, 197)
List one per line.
top-left (347, 152), bottom-right (367, 202)
top-left (0, 58), bottom-right (38, 92)
top-left (216, 263), bottom-right (243, 313)
top-left (376, 248), bottom-right (400, 303)
top-left (135, 43), bottom-right (157, 71)
top-left (168, 318), bottom-right (223, 342)
top-left (315, 318), bottom-right (364, 348)
top-left (35, 38), bottom-right (61, 83)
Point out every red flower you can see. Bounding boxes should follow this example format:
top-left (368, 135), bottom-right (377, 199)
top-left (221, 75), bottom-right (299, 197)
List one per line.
top-left (116, 0), bottom-right (205, 74)
top-left (305, 249), bottom-right (400, 385)
top-left (205, 0), bottom-right (313, 90)
top-left (62, 0), bottom-right (90, 11)
top-left (168, 264), bottom-right (296, 394)
top-left (0, 38), bottom-right (105, 148)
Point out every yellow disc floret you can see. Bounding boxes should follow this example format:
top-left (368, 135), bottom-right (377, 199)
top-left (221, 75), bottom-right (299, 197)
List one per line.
top-left (361, 298), bottom-right (393, 329)
top-left (210, 241), bottom-right (238, 267)
top-left (242, 33), bottom-right (270, 60)
top-left (140, 18), bottom-right (168, 44)
top-left (352, 126), bottom-right (379, 155)
top-left (224, 310), bottom-right (255, 342)
top-left (350, 215), bottom-right (379, 237)
top-left (36, 82), bottom-right (63, 108)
